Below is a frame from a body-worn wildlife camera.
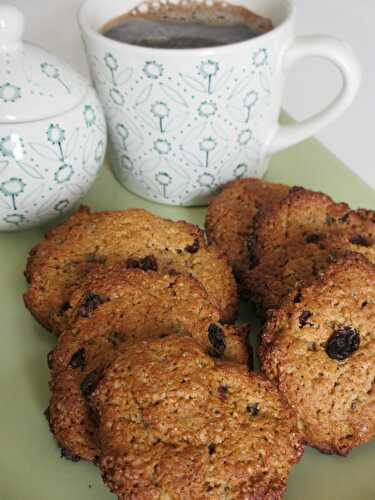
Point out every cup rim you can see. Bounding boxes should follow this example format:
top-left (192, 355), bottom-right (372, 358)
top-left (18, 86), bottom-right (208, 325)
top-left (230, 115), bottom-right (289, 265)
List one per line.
top-left (78, 0), bottom-right (295, 55)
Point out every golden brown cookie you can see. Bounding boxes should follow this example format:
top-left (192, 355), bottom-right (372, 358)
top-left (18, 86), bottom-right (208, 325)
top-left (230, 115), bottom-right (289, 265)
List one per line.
top-left (206, 178), bottom-right (289, 276)
top-left (24, 206), bottom-right (238, 331)
top-left (48, 267), bottom-right (250, 462)
top-left (260, 253), bottom-right (375, 455)
top-left (243, 187), bottom-right (375, 314)
top-left (91, 335), bottom-right (303, 499)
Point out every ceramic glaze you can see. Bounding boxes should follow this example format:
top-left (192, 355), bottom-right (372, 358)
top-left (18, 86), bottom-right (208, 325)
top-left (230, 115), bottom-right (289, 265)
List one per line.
top-left (0, 5), bottom-right (107, 231)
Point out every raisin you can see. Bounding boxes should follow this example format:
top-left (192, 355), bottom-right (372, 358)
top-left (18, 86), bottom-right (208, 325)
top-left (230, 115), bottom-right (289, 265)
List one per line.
top-left (293, 290), bottom-right (302, 303)
top-left (60, 447), bottom-right (81, 462)
top-left (108, 331), bottom-right (122, 347)
top-left (326, 327), bottom-right (360, 361)
top-left (208, 324), bottom-right (226, 356)
top-left (350, 235), bottom-right (371, 247)
top-left (325, 215), bottom-right (335, 226)
top-left (59, 301), bottom-right (71, 314)
top-left (78, 293), bottom-right (106, 317)
top-left (299, 310), bottom-right (313, 328)
top-left (126, 255), bottom-right (158, 271)
top-left (69, 348), bottom-right (85, 370)
top-left (80, 369), bottom-right (103, 398)
top-left (247, 403), bottom-right (259, 416)
top-left (338, 213), bottom-right (350, 224)
top-left (47, 350), bottom-right (54, 369)
top-left (208, 443), bottom-right (216, 455)
top-left (185, 239), bottom-right (200, 254)
top-left (218, 385), bottom-right (228, 402)
top-left (305, 234), bottom-right (324, 244)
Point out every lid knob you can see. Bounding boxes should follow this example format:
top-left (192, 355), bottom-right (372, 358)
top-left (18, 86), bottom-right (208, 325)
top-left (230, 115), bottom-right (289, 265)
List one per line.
top-left (0, 4), bottom-right (24, 50)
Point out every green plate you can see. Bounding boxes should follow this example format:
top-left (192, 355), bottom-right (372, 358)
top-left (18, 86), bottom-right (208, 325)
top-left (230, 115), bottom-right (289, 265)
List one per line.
top-left (1, 128), bottom-right (375, 500)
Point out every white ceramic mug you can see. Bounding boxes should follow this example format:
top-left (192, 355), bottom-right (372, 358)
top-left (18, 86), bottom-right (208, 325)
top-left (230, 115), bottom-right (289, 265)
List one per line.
top-left (79, 0), bottom-right (361, 206)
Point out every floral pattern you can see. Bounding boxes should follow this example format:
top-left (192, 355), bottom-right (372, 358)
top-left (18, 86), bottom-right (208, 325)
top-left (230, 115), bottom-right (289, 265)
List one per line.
top-left (84, 41), bottom-right (273, 205)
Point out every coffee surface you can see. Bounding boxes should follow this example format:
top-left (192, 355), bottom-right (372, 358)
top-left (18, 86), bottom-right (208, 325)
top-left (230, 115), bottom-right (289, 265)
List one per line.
top-left (102, 1), bottom-right (273, 49)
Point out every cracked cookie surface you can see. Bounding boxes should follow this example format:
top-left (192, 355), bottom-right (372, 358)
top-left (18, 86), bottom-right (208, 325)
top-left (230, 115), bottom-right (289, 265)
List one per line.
top-left (24, 207), bottom-right (238, 332)
top-left (49, 267), bottom-right (249, 462)
top-left (260, 254), bottom-right (375, 455)
top-left (91, 335), bottom-right (303, 500)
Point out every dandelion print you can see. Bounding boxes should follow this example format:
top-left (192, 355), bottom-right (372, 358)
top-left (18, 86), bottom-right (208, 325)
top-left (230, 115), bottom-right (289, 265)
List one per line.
top-left (41, 62), bottom-right (70, 92)
top-left (104, 52), bottom-right (119, 85)
top-left (110, 87), bottom-right (125, 106)
top-left (198, 100), bottom-right (217, 119)
top-left (199, 136), bottom-right (217, 168)
top-left (155, 171), bottom-right (172, 197)
top-left (198, 60), bottom-right (219, 94)
top-left (151, 101), bottom-right (170, 133)
top-left (47, 124), bottom-right (66, 161)
top-left (0, 177), bottom-right (25, 210)
top-left (234, 163), bottom-right (247, 179)
top-left (153, 139), bottom-right (171, 155)
top-left (253, 49), bottom-right (268, 67)
top-left (54, 164), bottom-right (73, 184)
top-left (54, 199), bottom-right (69, 214)
top-left (0, 82), bottom-right (21, 103)
top-left (237, 129), bottom-right (252, 146)
top-left (116, 123), bottom-right (129, 149)
top-left (143, 61), bottom-right (164, 80)
top-left (243, 90), bottom-right (258, 122)
top-left (3, 213), bottom-right (26, 226)
top-left (0, 135), bottom-right (25, 160)
top-left (83, 105), bottom-right (96, 128)
top-left (198, 172), bottom-right (215, 188)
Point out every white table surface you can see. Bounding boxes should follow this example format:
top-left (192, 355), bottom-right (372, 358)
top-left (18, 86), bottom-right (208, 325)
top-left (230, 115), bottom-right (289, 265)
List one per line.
top-left (13, 0), bottom-right (375, 191)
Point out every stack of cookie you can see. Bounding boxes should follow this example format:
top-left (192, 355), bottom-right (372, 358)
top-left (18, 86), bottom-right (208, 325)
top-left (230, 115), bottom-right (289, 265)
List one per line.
top-left (24, 207), bottom-right (304, 499)
top-left (207, 178), bottom-right (375, 456)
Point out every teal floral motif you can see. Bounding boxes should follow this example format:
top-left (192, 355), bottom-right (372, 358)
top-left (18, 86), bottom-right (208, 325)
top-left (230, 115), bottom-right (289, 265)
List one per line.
top-left (153, 139), bottom-right (171, 155)
top-left (94, 140), bottom-right (105, 163)
top-left (0, 82), bottom-right (21, 103)
top-left (47, 124), bottom-right (66, 160)
top-left (110, 87), bottom-right (125, 106)
top-left (198, 60), bottom-right (219, 94)
top-left (83, 105), bottom-right (96, 127)
top-left (253, 49), bottom-right (268, 67)
top-left (199, 136), bottom-right (217, 168)
top-left (234, 163), bottom-right (247, 179)
top-left (54, 164), bottom-right (74, 184)
top-left (243, 91), bottom-right (258, 122)
top-left (0, 177), bottom-right (25, 210)
top-left (116, 123), bottom-right (129, 149)
top-left (198, 172), bottom-right (215, 188)
top-left (104, 52), bottom-right (119, 85)
top-left (198, 100), bottom-right (217, 118)
top-left (237, 129), bottom-right (252, 146)
top-left (41, 62), bottom-right (70, 92)
top-left (155, 171), bottom-right (172, 197)
top-left (120, 154), bottom-right (134, 173)
top-left (143, 61), bottom-right (164, 80)
top-left (0, 135), bottom-right (25, 159)
top-left (151, 101), bottom-right (170, 133)
top-left (3, 213), bottom-right (26, 226)
top-left (54, 199), bottom-right (69, 214)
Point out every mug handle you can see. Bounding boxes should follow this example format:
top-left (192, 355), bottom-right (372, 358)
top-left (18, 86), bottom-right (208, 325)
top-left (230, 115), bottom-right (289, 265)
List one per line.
top-left (266, 35), bottom-right (361, 155)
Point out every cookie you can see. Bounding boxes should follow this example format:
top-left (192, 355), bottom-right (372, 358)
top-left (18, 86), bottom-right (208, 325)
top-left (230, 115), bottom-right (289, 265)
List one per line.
top-left (91, 335), bottom-right (303, 499)
top-left (49, 267), bottom-right (250, 462)
top-left (24, 206), bottom-right (238, 331)
top-left (243, 187), bottom-right (375, 313)
top-left (260, 253), bottom-right (375, 455)
top-left (206, 178), bottom-right (289, 275)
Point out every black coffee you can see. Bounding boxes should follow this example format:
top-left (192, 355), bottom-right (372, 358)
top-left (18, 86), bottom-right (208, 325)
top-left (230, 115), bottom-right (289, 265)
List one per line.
top-left (102, 1), bottom-right (273, 49)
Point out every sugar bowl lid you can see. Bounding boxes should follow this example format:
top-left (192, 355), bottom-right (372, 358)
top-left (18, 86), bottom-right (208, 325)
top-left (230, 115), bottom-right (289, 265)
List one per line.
top-left (0, 4), bottom-right (87, 123)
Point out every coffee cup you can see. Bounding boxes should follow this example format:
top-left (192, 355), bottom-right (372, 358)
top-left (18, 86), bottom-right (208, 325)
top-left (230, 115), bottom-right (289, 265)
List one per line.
top-left (79, 0), bottom-right (361, 206)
